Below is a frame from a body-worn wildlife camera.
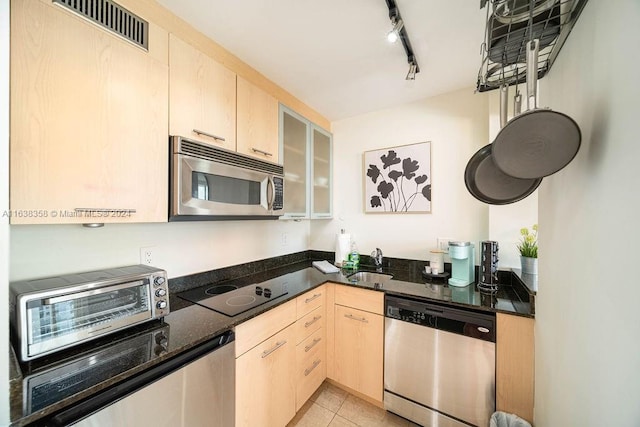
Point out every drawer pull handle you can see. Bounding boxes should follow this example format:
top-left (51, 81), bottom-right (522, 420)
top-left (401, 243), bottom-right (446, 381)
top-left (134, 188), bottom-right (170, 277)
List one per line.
top-left (344, 313), bottom-right (368, 323)
top-left (304, 359), bottom-right (321, 376)
top-left (304, 337), bottom-right (322, 353)
top-left (261, 340), bottom-right (287, 358)
top-left (251, 147), bottom-right (273, 157)
top-left (305, 293), bottom-right (322, 304)
top-left (193, 129), bottom-right (226, 142)
top-left (304, 316), bottom-right (322, 328)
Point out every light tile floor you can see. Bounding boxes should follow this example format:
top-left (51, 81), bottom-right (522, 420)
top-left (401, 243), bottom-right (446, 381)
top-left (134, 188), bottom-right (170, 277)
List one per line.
top-left (287, 382), bottom-right (421, 427)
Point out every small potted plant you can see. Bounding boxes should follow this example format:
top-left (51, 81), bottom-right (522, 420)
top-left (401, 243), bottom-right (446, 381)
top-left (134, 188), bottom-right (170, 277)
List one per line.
top-left (518, 224), bottom-right (538, 275)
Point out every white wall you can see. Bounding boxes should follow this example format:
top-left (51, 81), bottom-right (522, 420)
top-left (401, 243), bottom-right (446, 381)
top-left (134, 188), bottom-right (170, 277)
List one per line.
top-left (10, 220), bottom-right (309, 281)
top-left (310, 88), bottom-right (491, 263)
top-left (487, 90), bottom-right (539, 269)
top-left (1, 0), bottom-right (10, 423)
top-left (535, 1), bottom-right (640, 426)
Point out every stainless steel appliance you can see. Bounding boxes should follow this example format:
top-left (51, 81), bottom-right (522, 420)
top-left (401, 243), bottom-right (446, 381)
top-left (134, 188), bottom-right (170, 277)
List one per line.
top-left (23, 322), bottom-right (170, 415)
top-left (384, 295), bottom-right (496, 427)
top-left (170, 136), bottom-right (284, 220)
top-left (10, 265), bottom-right (169, 361)
top-left (37, 331), bottom-right (234, 426)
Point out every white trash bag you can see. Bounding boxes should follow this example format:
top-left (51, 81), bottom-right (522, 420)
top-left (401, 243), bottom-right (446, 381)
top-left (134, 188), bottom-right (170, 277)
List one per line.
top-left (490, 411), bottom-right (532, 427)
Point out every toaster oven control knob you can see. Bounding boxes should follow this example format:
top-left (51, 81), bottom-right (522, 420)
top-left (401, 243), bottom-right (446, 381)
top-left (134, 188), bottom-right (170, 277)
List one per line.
top-left (156, 300), bottom-right (167, 310)
top-left (154, 277), bottom-right (166, 287)
top-left (155, 289), bottom-right (167, 297)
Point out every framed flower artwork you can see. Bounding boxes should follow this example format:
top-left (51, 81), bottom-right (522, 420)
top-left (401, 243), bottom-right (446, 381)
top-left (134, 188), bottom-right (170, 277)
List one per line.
top-left (363, 142), bottom-right (431, 213)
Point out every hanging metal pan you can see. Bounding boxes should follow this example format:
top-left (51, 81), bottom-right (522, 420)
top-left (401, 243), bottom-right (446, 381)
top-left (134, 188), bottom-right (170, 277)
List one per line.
top-left (464, 86), bottom-right (542, 205)
top-left (492, 40), bottom-right (581, 179)
top-left (465, 144), bottom-right (542, 205)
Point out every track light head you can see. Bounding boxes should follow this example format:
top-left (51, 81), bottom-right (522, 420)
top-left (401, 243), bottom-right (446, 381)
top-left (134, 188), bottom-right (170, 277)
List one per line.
top-left (387, 17), bottom-right (404, 43)
top-left (406, 62), bottom-right (417, 80)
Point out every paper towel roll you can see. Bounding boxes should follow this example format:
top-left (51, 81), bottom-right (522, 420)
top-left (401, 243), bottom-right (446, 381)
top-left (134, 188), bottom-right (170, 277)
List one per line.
top-left (335, 233), bottom-right (351, 267)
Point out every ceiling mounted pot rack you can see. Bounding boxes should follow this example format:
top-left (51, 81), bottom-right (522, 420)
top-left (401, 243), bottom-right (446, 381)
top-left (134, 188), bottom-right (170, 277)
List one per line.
top-left (476, 0), bottom-right (589, 92)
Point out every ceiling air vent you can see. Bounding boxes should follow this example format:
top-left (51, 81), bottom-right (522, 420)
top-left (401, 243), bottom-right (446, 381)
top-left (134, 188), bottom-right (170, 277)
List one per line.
top-left (53, 0), bottom-right (149, 51)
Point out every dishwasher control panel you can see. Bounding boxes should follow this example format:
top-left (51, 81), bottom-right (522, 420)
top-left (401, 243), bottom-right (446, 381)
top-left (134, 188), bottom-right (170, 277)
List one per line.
top-left (385, 295), bottom-right (496, 342)
top-left (386, 305), bottom-right (437, 327)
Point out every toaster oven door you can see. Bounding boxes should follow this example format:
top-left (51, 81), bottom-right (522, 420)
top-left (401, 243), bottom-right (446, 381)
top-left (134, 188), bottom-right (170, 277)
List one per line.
top-left (22, 280), bottom-right (153, 360)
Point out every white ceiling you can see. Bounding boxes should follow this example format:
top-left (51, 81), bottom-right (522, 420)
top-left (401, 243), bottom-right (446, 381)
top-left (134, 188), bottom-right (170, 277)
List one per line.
top-left (157, 0), bottom-right (487, 122)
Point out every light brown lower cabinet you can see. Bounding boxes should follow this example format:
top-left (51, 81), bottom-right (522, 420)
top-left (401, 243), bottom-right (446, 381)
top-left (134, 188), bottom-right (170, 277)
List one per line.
top-left (327, 283), bottom-right (384, 404)
top-left (234, 300), bottom-right (297, 427)
top-left (332, 304), bottom-right (384, 402)
top-left (496, 312), bottom-right (535, 424)
top-left (236, 325), bottom-right (297, 427)
top-left (294, 287), bottom-right (327, 411)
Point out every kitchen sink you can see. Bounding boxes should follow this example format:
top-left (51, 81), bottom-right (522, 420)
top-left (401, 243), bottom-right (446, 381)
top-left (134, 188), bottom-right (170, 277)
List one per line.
top-left (347, 271), bottom-right (393, 284)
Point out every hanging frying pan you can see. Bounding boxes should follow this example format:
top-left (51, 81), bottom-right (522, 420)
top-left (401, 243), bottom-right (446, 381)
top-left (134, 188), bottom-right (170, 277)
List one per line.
top-left (464, 85), bottom-right (542, 205)
top-left (491, 39), bottom-right (581, 179)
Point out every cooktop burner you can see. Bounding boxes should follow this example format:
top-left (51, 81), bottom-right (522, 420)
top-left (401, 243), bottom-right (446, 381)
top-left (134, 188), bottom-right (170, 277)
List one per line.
top-left (191, 281), bottom-right (288, 317)
top-left (205, 284), bottom-right (239, 296)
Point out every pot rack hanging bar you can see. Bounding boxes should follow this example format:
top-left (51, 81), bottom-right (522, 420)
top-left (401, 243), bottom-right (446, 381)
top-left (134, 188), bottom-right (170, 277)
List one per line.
top-left (476, 0), bottom-right (589, 92)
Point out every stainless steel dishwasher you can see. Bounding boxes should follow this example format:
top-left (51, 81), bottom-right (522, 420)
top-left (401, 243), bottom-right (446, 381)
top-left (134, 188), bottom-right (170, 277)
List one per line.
top-left (384, 295), bottom-right (496, 427)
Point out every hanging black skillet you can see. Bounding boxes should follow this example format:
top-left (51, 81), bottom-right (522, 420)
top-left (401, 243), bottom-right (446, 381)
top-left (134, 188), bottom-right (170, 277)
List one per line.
top-left (491, 39), bottom-right (581, 179)
top-left (464, 84), bottom-right (542, 205)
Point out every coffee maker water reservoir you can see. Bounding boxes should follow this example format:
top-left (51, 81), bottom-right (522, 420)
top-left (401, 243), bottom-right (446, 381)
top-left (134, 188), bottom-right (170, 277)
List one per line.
top-left (448, 241), bottom-right (475, 287)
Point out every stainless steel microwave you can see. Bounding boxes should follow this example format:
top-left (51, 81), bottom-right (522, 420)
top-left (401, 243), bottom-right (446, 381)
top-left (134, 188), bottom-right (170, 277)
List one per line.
top-left (10, 265), bottom-right (169, 361)
top-left (169, 136), bottom-right (284, 220)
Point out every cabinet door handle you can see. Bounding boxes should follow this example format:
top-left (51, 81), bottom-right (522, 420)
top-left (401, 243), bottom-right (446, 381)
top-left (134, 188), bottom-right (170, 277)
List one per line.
top-left (344, 313), bottom-right (368, 323)
top-left (304, 315), bottom-right (322, 328)
top-left (304, 359), bottom-right (321, 376)
top-left (261, 340), bottom-right (287, 358)
top-left (193, 129), bottom-right (226, 142)
top-left (251, 147), bottom-right (273, 157)
top-left (305, 293), bottom-right (322, 304)
top-left (304, 337), bottom-right (322, 353)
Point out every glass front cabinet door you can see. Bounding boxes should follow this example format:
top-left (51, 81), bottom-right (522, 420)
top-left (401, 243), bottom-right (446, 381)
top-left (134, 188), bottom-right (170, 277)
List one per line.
top-left (311, 127), bottom-right (332, 218)
top-left (280, 105), bottom-right (332, 219)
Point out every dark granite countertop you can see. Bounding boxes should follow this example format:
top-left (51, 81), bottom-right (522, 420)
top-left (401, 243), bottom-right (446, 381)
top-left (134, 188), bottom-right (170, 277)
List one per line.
top-left (9, 251), bottom-right (534, 426)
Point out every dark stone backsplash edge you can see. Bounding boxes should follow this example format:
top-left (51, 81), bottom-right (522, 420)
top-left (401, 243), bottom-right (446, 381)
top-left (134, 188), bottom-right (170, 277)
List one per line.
top-left (169, 250), bottom-right (311, 293)
top-left (169, 249), bottom-right (534, 312)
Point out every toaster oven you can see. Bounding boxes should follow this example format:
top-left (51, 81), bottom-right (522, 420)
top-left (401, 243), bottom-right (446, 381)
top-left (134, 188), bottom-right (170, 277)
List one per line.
top-left (10, 265), bottom-right (169, 361)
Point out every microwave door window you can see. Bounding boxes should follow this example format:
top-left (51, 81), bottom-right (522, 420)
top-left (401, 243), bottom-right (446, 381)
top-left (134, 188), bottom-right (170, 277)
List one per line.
top-left (192, 171), bottom-right (261, 206)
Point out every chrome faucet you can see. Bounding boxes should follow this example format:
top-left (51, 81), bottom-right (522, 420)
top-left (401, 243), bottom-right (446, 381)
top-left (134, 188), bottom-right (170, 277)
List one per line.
top-left (371, 248), bottom-right (384, 272)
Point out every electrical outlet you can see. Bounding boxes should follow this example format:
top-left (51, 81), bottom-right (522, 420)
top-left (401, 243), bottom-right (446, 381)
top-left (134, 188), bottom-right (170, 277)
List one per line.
top-left (436, 238), bottom-right (453, 251)
top-left (140, 247), bottom-right (154, 265)
top-left (281, 232), bottom-right (288, 247)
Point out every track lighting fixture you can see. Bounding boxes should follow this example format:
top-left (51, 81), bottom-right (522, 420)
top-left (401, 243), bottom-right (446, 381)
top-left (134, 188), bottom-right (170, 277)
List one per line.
top-left (387, 16), bottom-right (404, 43)
top-left (385, 0), bottom-right (420, 80)
top-left (406, 61), bottom-right (417, 81)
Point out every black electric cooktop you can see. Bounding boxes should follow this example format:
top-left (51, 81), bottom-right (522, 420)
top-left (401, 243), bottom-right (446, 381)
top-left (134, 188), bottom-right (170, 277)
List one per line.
top-left (178, 271), bottom-right (306, 317)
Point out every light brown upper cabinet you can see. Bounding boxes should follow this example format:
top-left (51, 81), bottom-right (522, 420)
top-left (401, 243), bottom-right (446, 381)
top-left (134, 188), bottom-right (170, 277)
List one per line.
top-left (237, 76), bottom-right (279, 164)
top-left (169, 34), bottom-right (237, 152)
top-left (10, 0), bottom-right (168, 224)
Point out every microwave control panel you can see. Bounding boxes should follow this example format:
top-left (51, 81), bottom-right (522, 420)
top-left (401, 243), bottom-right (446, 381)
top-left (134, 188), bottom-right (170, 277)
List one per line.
top-left (273, 177), bottom-right (284, 211)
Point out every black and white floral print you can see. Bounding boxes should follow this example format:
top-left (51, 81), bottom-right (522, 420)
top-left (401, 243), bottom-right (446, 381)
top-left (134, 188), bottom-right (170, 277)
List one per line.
top-left (364, 142), bottom-right (431, 213)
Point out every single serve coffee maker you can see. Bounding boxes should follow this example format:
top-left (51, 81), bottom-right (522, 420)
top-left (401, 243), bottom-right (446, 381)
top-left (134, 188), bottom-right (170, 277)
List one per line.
top-left (447, 241), bottom-right (475, 287)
